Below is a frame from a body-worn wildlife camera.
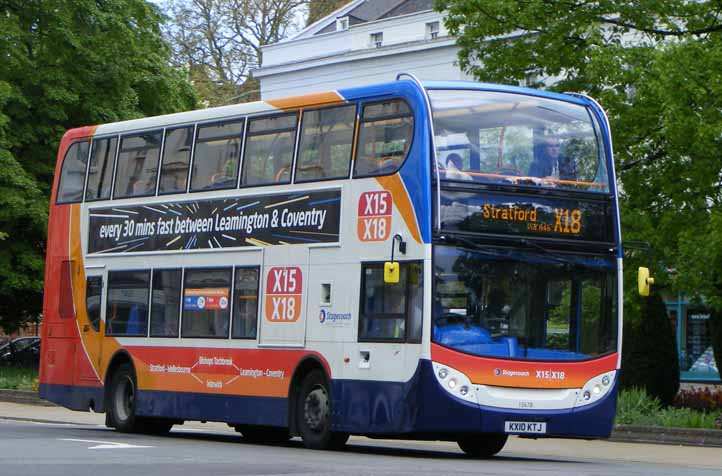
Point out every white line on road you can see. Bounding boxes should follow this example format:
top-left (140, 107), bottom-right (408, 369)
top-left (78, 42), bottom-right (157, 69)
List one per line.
top-left (60, 438), bottom-right (154, 449)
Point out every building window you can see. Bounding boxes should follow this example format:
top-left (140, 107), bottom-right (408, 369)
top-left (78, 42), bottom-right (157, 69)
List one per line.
top-left (370, 32), bottom-right (383, 48)
top-left (426, 21), bottom-right (439, 40)
top-left (336, 16), bottom-right (349, 31)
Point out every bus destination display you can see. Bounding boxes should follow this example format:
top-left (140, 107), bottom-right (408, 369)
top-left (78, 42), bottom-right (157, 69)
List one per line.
top-left (440, 192), bottom-right (612, 243)
top-left (88, 190), bottom-right (341, 253)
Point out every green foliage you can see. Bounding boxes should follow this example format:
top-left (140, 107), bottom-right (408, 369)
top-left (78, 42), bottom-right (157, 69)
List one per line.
top-left (0, 366), bottom-right (38, 390)
top-left (617, 388), bottom-right (717, 429)
top-left (436, 1), bottom-right (722, 323)
top-left (0, 1), bottom-right (196, 332)
top-left (620, 293), bottom-right (680, 406)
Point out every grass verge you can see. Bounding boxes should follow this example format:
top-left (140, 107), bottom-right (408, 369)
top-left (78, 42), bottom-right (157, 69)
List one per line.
top-left (617, 388), bottom-right (719, 429)
top-left (0, 366), bottom-right (38, 390)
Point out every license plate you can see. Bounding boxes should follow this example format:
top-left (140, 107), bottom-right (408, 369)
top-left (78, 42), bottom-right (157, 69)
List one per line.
top-left (504, 421), bottom-right (547, 434)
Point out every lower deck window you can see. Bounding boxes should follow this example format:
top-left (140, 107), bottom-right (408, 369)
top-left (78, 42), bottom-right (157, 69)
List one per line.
top-left (106, 270), bottom-right (150, 336)
top-left (151, 269), bottom-right (182, 337)
top-left (182, 268), bottom-right (232, 338)
top-left (359, 261), bottom-right (423, 342)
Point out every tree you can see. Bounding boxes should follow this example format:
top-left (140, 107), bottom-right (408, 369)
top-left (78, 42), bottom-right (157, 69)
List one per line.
top-left (307, 0), bottom-right (348, 25)
top-left (620, 293), bottom-right (680, 406)
top-left (0, 0), bottom-right (196, 332)
top-left (163, 0), bottom-right (308, 105)
top-left (436, 2), bottom-right (722, 338)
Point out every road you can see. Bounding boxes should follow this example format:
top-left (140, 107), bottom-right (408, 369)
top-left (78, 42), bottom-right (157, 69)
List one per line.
top-left (0, 402), bottom-right (721, 476)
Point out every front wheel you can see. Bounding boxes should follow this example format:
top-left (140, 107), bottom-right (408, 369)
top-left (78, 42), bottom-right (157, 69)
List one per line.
top-left (297, 370), bottom-right (349, 450)
top-left (457, 433), bottom-right (508, 458)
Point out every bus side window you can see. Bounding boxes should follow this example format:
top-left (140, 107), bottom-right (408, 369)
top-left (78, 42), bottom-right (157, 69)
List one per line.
top-left (181, 268), bottom-right (232, 338)
top-left (295, 105), bottom-right (356, 182)
top-left (113, 131), bottom-right (163, 199)
top-left (241, 113), bottom-right (297, 186)
top-left (86, 276), bottom-right (103, 332)
top-left (56, 141), bottom-right (89, 204)
top-left (150, 269), bottom-right (182, 338)
top-left (106, 270), bottom-right (150, 337)
top-left (354, 99), bottom-right (413, 177)
top-left (159, 126), bottom-right (193, 194)
top-left (232, 267), bottom-right (260, 339)
top-left (86, 136), bottom-right (118, 201)
top-left (190, 120), bottom-right (243, 192)
top-left (359, 261), bottom-right (423, 342)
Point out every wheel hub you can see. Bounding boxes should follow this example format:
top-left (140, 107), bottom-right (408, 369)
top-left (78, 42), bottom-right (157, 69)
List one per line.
top-left (303, 386), bottom-right (329, 432)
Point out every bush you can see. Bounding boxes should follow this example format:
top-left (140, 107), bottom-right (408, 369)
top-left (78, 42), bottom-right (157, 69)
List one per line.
top-left (620, 293), bottom-right (680, 406)
top-left (617, 388), bottom-right (718, 428)
top-left (674, 387), bottom-right (722, 412)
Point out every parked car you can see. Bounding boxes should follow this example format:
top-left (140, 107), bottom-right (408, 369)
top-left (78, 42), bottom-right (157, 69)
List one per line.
top-left (0, 336), bottom-right (41, 366)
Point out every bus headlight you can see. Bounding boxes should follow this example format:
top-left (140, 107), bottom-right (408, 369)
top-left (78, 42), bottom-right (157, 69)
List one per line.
top-left (432, 362), bottom-right (478, 405)
top-left (575, 371), bottom-right (616, 408)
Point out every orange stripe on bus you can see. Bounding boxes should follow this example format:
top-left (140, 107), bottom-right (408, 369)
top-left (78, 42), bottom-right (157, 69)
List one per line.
top-left (375, 174), bottom-right (422, 244)
top-left (266, 91), bottom-right (344, 110)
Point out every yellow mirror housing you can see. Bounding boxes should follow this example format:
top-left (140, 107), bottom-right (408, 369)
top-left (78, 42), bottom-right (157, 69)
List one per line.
top-left (384, 262), bottom-right (400, 284)
top-left (638, 267), bottom-right (654, 296)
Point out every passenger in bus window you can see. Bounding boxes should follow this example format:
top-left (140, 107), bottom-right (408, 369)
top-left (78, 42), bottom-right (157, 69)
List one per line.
top-left (444, 153), bottom-right (472, 181)
top-left (528, 136), bottom-right (577, 180)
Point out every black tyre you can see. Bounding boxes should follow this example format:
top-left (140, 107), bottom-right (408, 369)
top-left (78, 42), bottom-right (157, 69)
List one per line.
top-left (296, 370), bottom-right (349, 450)
top-left (238, 425), bottom-right (291, 444)
top-left (108, 363), bottom-right (140, 432)
top-left (108, 363), bottom-right (173, 434)
top-left (457, 433), bottom-right (508, 458)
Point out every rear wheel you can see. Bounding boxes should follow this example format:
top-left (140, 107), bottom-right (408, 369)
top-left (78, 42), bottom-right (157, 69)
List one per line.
top-left (457, 434), bottom-right (508, 458)
top-left (108, 363), bottom-right (173, 435)
top-left (109, 363), bottom-right (140, 432)
top-left (297, 370), bottom-right (348, 450)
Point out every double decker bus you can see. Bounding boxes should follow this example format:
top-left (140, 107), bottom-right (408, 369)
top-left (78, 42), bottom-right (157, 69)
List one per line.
top-left (40, 76), bottom-right (622, 457)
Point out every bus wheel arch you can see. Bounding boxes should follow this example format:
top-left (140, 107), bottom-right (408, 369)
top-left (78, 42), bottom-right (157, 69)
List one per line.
top-left (289, 357), bottom-right (348, 449)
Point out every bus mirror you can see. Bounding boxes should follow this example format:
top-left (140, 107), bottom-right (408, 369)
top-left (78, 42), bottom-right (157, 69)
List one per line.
top-left (384, 262), bottom-right (400, 284)
top-left (638, 267), bottom-right (654, 296)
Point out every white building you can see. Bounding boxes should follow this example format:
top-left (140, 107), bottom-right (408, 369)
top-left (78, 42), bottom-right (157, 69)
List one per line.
top-left (254, 0), bottom-right (471, 99)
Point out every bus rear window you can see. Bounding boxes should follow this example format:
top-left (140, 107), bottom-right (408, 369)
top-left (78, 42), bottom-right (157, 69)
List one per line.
top-left (56, 141), bottom-right (89, 204)
top-left (354, 99), bottom-right (413, 177)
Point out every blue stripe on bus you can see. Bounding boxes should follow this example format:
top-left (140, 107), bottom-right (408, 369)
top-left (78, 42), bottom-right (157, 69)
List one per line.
top-left (307, 197), bottom-right (341, 206)
top-left (271, 234), bottom-right (320, 243)
top-left (39, 360), bottom-right (616, 438)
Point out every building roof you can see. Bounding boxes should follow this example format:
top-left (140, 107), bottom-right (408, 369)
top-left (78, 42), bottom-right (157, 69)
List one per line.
top-left (311, 0), bottom-right (433, 36)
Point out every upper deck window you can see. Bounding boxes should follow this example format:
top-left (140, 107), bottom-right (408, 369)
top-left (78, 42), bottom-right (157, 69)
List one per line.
top-left (429, 90), bottom-right (610, 193)
top-left (295, 105), bottom-right (355, 182)
top-left (56, 140), bottom-right (89, 204)
top-left (113, 131), bottom-right (162, 199)
top-left (159, 126), bottom-right (194, 194)
top-left (190, 120), bottom-right (244, 192)
top-left (241, 113), bottom-right (297, 186)
top-left (85, 137), bottom-right (118, 201)
top-left (354, 99), bottom-right (413, 177)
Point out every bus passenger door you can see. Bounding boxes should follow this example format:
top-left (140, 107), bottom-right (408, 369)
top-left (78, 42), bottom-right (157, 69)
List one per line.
top-left (258, 249), bottom-right (308, 347)
top-left (75, 267), bottom-right (106, 385)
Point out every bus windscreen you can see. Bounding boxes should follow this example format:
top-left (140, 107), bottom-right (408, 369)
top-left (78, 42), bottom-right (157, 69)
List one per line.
top-left (430, 89), bottom-right (610, 193)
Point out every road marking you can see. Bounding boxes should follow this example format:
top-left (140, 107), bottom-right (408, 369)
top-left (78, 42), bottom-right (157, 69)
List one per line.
top-left (60, 438), bottom-right (153, 449)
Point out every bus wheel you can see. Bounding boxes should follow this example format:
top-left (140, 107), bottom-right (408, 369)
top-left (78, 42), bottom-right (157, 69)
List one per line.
top-left (457, 434), bottom-right (508, 458)
top-left (297, 370), bottom-right (348, 450)
top-left (109, 363), bottom-right (140, 432)
top-left (237, 425), bottom-right (290, 444)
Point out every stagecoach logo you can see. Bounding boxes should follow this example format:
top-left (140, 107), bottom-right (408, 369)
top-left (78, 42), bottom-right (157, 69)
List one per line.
top-left (318, 309), bottom-right (352, 326)
top-left (494, 368), bottom-right (530, 378)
